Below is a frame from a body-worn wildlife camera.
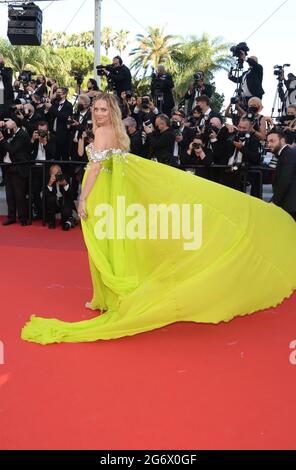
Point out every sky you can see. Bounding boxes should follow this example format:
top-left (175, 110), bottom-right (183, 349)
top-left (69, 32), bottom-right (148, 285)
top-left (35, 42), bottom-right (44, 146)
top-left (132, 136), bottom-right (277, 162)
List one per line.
top-left (0, 0), bottom-right (294, 112)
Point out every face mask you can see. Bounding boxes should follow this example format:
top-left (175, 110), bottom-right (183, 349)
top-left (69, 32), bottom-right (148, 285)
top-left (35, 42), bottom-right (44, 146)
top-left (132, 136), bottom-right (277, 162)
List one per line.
top-left (87, 86), bottom-right (93, 91)
top-left (248, 106), bottom-right (258, 114)
top-left (77, 103), bottom-right (84, 112)
top-left (36, 79), bottom-right (41, 85)
top-left (47, 81), bottom-right (52, 88)
top-left (55, 95), bottom-right (63, 102)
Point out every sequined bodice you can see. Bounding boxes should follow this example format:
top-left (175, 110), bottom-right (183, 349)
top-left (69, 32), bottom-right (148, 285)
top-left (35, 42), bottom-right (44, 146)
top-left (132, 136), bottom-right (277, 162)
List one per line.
top-left (85, 143), bottom-right (129, 173)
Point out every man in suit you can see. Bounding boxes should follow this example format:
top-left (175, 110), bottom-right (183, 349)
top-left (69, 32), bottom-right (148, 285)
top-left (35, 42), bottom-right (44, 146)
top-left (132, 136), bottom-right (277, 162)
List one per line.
top-left (14, 103), bottom-right (43, 137)
top-left (229, 55), bottom-right (264, 100)
top-left (105, 56), bottom-right (132, 97)
top-left (0, 119), bottom-right (31, 226)
top-left (268, 130), bottom-right (296, 219)
top-left (123, 117), bottom-right (148, 157)
top-left (183, 71), bottom-right (213, 115)
top-left (31, 121), bottom-right (57, 219)
top-left (69, 94), bottom-right (92, 199)
top-left (45, 164), bottom-right (75, 230)
top-left (195, 95), bottom-right (222, 129)
top-left (151, 65), bottom-right (175, 117)
top-left (44, 87), bottom-right (73, 161)
top-left (144, 114), bottom-right (175, 165)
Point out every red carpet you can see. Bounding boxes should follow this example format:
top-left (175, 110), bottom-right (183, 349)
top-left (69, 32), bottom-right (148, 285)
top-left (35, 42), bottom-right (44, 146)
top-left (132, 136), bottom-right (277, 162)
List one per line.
top-left (0, 217), bottom-right (295, 450)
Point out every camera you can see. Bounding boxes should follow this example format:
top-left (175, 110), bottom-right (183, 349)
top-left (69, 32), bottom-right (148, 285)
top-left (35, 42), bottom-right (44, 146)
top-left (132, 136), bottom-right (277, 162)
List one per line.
top-left (171, 120), bottom-right (181, 130)
top-left (277, 114), bottom-right (295, 124)
top-left (274, 64), bottom-right (290, 78)
top-left (73, 71), bottom-right (84, 86)
top-left (231, 96), bottom-right (240, 105)
top-left (38, 130), bottom-right (48, 139)
top-left (245, 111), bottom-right (256, 123)
top-left (55, 172), bottom-right (66, 183)
top-left (233, 131), bottom-right (251, 142)
top-left (192, 143), bottom-right (203, 150)
top-left (125, 90), bottom-right (133, 100)
top-left (230, 42), bottom-right (249, 59)
top-left (96, 64), bottom-right (114, 76)
top-left (19, 70), bottom-right (32, 84)
top-left (187, 116), bottom-right (198, 127)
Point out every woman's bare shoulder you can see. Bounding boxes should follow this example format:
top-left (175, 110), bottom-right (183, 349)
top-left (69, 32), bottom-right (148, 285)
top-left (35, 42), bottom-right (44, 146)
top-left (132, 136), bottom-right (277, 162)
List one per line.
top-left (94, 126), bottom-right (117, 149)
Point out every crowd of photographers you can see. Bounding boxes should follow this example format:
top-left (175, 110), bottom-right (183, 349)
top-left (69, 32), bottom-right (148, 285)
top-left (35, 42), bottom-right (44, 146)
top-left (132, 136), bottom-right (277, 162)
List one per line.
top-left (0, 45), bottom-right (296, 229)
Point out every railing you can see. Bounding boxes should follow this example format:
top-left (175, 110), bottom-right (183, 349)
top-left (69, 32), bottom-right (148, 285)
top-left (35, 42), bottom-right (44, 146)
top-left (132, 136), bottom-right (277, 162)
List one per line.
top-left (0, 160), bottom-right (276, 226)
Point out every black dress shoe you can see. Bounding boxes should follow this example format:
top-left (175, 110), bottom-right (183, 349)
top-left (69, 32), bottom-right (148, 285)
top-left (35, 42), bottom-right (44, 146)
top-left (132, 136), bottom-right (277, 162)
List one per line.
top-left (2, 219), bottom-right (16, 226)
top-left (20, 220), bottom-right (28, 226)
top-left (62, 221), bottom-right (71, 231)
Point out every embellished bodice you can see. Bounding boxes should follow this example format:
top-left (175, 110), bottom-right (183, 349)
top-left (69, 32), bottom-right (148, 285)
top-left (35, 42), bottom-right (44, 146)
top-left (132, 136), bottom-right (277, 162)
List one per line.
top-left (85, 143), bottom-right (129, 174)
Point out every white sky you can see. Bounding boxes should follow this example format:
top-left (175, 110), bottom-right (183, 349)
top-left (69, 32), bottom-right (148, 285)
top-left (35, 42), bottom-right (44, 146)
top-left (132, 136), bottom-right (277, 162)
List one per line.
top-left (0, 0), bottom-right (294, 112)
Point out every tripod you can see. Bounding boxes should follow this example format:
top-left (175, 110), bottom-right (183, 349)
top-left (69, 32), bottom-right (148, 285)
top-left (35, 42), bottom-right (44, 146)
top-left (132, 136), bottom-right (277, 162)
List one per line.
top-left (271, 79), bottom-right (285, 119)
top-left (229, 57), bottom-right (245, 102)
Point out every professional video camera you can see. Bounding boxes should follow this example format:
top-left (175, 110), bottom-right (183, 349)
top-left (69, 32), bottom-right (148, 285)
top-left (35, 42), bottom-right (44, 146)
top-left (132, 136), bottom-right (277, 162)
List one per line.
top-left (274, 64), bottom-right (290, 79)
top-left (96, 64), bottom-right (114, 77)
top-left (230, 42), bottom-right (249, 61)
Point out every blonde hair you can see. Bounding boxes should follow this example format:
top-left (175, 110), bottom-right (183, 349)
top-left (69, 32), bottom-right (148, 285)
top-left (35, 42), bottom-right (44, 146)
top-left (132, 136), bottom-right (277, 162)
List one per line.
top-left (92, 93), bottom-right (130, 152)
top-left (248, 97), bottom-right (263, 110)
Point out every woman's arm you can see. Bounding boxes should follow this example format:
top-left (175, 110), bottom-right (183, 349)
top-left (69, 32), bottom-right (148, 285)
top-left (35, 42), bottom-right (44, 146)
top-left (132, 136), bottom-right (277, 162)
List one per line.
top-left (78, 162), bottom-right (101, 219)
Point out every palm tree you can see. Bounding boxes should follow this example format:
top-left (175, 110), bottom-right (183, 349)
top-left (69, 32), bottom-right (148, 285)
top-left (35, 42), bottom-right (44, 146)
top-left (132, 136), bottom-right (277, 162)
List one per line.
top-left (129, 26), bottom-right (181, 76)
top-left (101, 26), bottom-right (114, 57)
top-left (173, 33), bottom-right (232, 99)
top-left (113, 30), bottom-right (129, 55)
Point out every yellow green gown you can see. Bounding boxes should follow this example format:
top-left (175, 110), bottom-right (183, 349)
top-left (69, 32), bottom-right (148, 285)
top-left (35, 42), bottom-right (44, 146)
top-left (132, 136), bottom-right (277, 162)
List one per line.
top-left (21, 146), bottom-right (296, 344)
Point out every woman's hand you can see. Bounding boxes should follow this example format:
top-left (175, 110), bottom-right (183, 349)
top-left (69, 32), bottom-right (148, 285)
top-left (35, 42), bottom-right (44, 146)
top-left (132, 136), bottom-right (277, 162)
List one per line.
top-left (78, 198), bottom-right (87, 220)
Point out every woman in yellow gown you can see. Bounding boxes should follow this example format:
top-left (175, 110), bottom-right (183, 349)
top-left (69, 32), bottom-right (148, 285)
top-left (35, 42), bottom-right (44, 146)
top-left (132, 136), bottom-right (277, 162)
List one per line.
top-left (22, 94), bottom-right (296, 345)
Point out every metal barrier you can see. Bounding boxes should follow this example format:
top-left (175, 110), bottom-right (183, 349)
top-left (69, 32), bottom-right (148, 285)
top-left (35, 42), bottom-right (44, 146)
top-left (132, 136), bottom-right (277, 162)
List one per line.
top-left (0, 160), bottom-right (276, 226)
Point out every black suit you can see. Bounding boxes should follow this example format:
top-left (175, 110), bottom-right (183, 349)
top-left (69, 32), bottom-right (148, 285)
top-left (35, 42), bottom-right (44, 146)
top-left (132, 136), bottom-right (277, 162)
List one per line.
top-left (47, 100), bottom-right (73, 160)
top-left (271, 146), bottom-right (296, 214)
top-left (129, 130), bottom-right (147, 157)
top-left (108, 65), bottom-right (132, 96)
top-left (151, 73), bottom-right (175, 117)
top-left (185, 84), bottom-right (213, 114)
top-left (45, 182), bottom-right (74, 226)
top-left (229, 61), bottom-right (264, 99)
top-left (30, 135), bottom-right (57, 217)
top-left (0, 128), bottom-right (31, 222)
top-left (147, 128), bottom-right (175, 164)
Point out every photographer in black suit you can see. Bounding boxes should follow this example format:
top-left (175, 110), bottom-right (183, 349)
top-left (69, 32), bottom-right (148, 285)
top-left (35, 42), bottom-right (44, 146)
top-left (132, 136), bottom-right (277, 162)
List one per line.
top-left (144, 114), bottom-right (175, 165)
top-left (123, 117), bottom-right (148, 157)
top-left (31, 121), bottom-right (57, 219)
top-left (151, 65), bottom-right (175, 117)
top-left (44, 87), bottom-right (73, 161)
top-left (183, 71), bottom-right (213, 115)
top-left (45, 164), bottom-right (75, 230)
top-left (268, 130), bottom-right (296, 219)
top-left (229, 53), bottom-right (264, 100)
top-left (104, 56), bottom-right (132, 96)
top-left (0, 57), bottom-right (14, 116)
top-left (0, 119), bottom-right (31, 226)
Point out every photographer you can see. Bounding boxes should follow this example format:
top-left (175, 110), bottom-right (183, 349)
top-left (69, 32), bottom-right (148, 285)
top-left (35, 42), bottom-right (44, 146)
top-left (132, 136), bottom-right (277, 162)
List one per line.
top-left (69, 94), bottom-right (92, 199)
top-left (182, 134), bottom-right (214, 179)
top-left (229, 49), bottom-right (264, 100)
top-left (0, 56), bottom-right (14, 115)
top-left (45, 164), bottom-right (75, 230)
top-left (223, 117), bottom-right (261, 197)
top-left (267, 130), bottom-right (296, 218)
top-left (47, 78), bottom-right (58, 101)
top-left (279, 105), bottom-right (296, 145)
top-left (14, 103), bottom-right (43, 137)
top-left (44, 87), bottom-right (73, 161)
top-left (171, 109), bottom-right (196, 164)
top-left (123, 117), bottom-right (148, 158)
top-left (31, 121), bottom-right (57, 219)
top-left (151, 65), bottom-right (175, 117)
top-left (31, 94), bottom-right (47, 120)
top-left (183, 71), bottom-right (213, 115)
top-left (144, 114), bottom-right (175, 165)
top-left (77, 125), bottom-right (94, 160)
top-left (86, 79), bottom-right (101, 102)
top-left (102, 56), bottom-right (132, 97)
top-left (0, 118), bottom-right (31, 226)
top-left (133, 95), bottom-right (158, 128)
top-left (195, 95), bottom-right (221, 129)
top-left (33, 74), bottom-right (48, 98)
